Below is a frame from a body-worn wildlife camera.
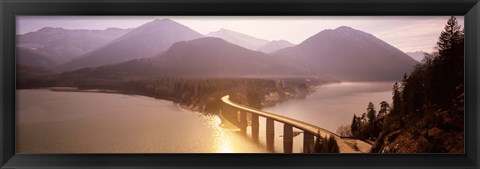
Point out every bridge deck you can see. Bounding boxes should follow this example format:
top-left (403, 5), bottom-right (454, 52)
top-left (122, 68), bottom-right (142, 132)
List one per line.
top-left (221, 95), bottom-right (367, 153)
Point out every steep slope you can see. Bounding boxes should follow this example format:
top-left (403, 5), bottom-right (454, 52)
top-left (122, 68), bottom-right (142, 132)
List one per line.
top-left (206, 28), bottom-right (269, 50)
top-left (59, 19), bottom-right (204, 72)
top-left (257, 40), bottom-right (295, 53)
top-left (65, 37), bottom-right (314, 79)
top-left (274, 26), bottom-right (418, 81)
top-left (16, 47), bottom-right (57, 68)
top-left (17, 27), bottom-right (131, 64)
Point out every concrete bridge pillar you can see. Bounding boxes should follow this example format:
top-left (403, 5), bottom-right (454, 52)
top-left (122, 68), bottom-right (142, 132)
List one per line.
top-left (251, 114), bottom-right (259, 141)
top-left (266, 118), bottom-right (275, 151)
top-left (239, 110), bottom-right (247, 133)
top-left (283, 124), bottom-right (293, 153)
top-left (222, 103), bottom-right (239, 127)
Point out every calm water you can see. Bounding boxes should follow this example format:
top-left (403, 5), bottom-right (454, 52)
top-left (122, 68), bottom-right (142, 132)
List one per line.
top-left (16, 89), bottom-right (266, 153)
top-left (17, 82), bottom-right (393, 153)
top-left (258, 81), bottom-right (394, 153)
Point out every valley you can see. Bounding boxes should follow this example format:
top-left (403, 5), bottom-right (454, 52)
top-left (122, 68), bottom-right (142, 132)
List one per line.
top-left (15, 16), bottom-right (463, 153)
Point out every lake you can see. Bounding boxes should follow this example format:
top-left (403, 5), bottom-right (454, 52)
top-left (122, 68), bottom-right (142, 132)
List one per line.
top-left (16, 81), bottom-right (393, 153)
top-left (257, 81), bottom-right (394, 153)
top-left (16, 89), bottom-right (266, 153)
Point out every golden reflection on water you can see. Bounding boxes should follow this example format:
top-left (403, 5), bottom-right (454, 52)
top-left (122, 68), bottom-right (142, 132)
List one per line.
top-left (212, 116), bottom-right (234, 153)
top-left (206, 115), bottom-right (266, 153)
top-left (17, 90), bottom-right (269, 153)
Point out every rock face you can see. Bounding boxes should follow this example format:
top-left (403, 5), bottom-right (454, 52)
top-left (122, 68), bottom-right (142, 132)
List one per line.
top-left (64, 37), bottom-right (314, 79)
top-left (257, 40), bottom-right (295, 53)
top-left (17, 27), bottom-right (131, 64)
top-left (371, 113), bottom-right (464, 153)
top-left (371, 91), bottom-right (465, 153)
top-left (273, 26), bottom-right (418, 81)
top-left (206, 28), bottom-right (269, 50)
top-left (58, 19), bottom-right (204, 72)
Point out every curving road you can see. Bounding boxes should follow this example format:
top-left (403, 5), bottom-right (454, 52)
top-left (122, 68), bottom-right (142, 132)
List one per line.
top-left (221, 95), bottom-right (370, 153)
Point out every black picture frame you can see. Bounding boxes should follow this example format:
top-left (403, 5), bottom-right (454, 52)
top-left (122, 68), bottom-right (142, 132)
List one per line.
top-left (1, 0), bottom-right (479, 168)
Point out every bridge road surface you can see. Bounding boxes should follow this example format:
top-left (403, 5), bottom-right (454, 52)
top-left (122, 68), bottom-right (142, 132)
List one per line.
top-left (222, 95), bottom-right (365, 153)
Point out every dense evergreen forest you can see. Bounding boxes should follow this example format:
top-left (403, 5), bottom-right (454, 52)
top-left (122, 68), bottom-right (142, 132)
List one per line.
top-left (342, 16), bottom-right (464, 153)
top-left (18, 71), bottom-right (327, 114)
top-left (16, 17), bottom-right (464, 154)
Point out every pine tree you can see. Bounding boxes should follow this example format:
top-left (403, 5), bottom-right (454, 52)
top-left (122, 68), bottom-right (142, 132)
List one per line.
top-left (367, 102), bottom-right (376, 124)
top-left (363, 17), bottom-right (465, 152)
top-left (313, 132), bottom-right (324, 152)
top-left (389, 82), bottom-right (404, 129)
top-left (429, 16), bottom-right (464, 109)
top-left (436, 16), bottom-right (462, 55)
top-left (378, 101), bottom-right (390, 118)
top-left (351, 114), bottom-right (359, 137)
top-left (391, 82), bottom-right (402, 116)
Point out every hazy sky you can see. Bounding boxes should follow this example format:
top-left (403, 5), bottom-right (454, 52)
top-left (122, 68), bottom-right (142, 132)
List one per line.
top-left (17, 16), bottom-right (464, 53)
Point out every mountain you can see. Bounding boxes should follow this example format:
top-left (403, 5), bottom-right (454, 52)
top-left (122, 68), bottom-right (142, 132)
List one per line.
top-left (58, 19), bottom-right (204, 72)
top-left (405, 51), bottom-right (427, 62)
top-left (273, 26), bottom-right (418, 81)
top-left (206, 28), bottom-right (269, 50)
top-left (257, 40), bottom-right (295, 53)
top-left (63, 37), bottom-right (314, 79)
top-left (16, 47), bottom-right (57, 68)
top-left (17, 27), bottom-right (132, 64)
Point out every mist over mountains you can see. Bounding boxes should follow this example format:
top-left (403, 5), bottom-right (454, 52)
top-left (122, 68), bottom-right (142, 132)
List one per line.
top-left (17, 27), bottom-right (132, 65)
top-left (258, 40), bottom-right (295, 53)
top-left (18, 19), bottom-right (418, 81)
top-left (58, 19), bottom-right (204, 72)
top-left (273, 26), bottom-right (418, 81)
top-left (68, 37), bottom-right (313, 79)
top-left (406, 51), bottom-right (427, 62)
top-left (206, 28), bottom-right (269, 50)
top-left (16, 47), bottom-right (58, 69)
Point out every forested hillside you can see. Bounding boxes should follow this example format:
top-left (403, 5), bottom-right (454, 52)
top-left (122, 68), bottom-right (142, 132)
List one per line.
top-left (344, 16), bottom-right (464, 153)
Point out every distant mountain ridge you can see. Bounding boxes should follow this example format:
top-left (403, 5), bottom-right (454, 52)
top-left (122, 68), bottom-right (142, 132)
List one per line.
top-left (273, 26), bottom-right (418, 81)
top-left (60, 26), bottom-right (417, 82)
top-left (206, 28), bottom-right (269, 50)
top-left (257, 40), bottom-right (295, 53)
top-left (16, 47), bottom-right (58, 68)
top-left (58, 19), bottom-right (204, 72)
top-left (19, 19), bottom-right (417, 82)
top-left (405, 51), bottom-right (427, 62)
top-left (17, 27), bottom-right (132, 64)
top-left (67, 37), bottom-right (314, 79)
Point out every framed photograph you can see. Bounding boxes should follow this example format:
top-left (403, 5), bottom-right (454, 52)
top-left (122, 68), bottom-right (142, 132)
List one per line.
top-left (1, 0), bottom-right (479, 168)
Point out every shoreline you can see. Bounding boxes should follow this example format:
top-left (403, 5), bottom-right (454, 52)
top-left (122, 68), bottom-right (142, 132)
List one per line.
top-left (19, 83), bottom-right (376, 153)
top-left (48, 87), bottom-right (120, 94)
top-left (22, 80), bottom-right (347, 114)
top-left (27, 87), bottom-right (252, 133)
top-left (31, 87), bottom-right (205, 113)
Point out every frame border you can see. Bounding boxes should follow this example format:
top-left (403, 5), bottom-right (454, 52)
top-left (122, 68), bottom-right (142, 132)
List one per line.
top-left (1, 0), bottom-right (479, 168)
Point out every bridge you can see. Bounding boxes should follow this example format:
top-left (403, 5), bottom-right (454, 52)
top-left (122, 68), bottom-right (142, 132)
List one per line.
top-left (221, 95), bottom-right (367, 153)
